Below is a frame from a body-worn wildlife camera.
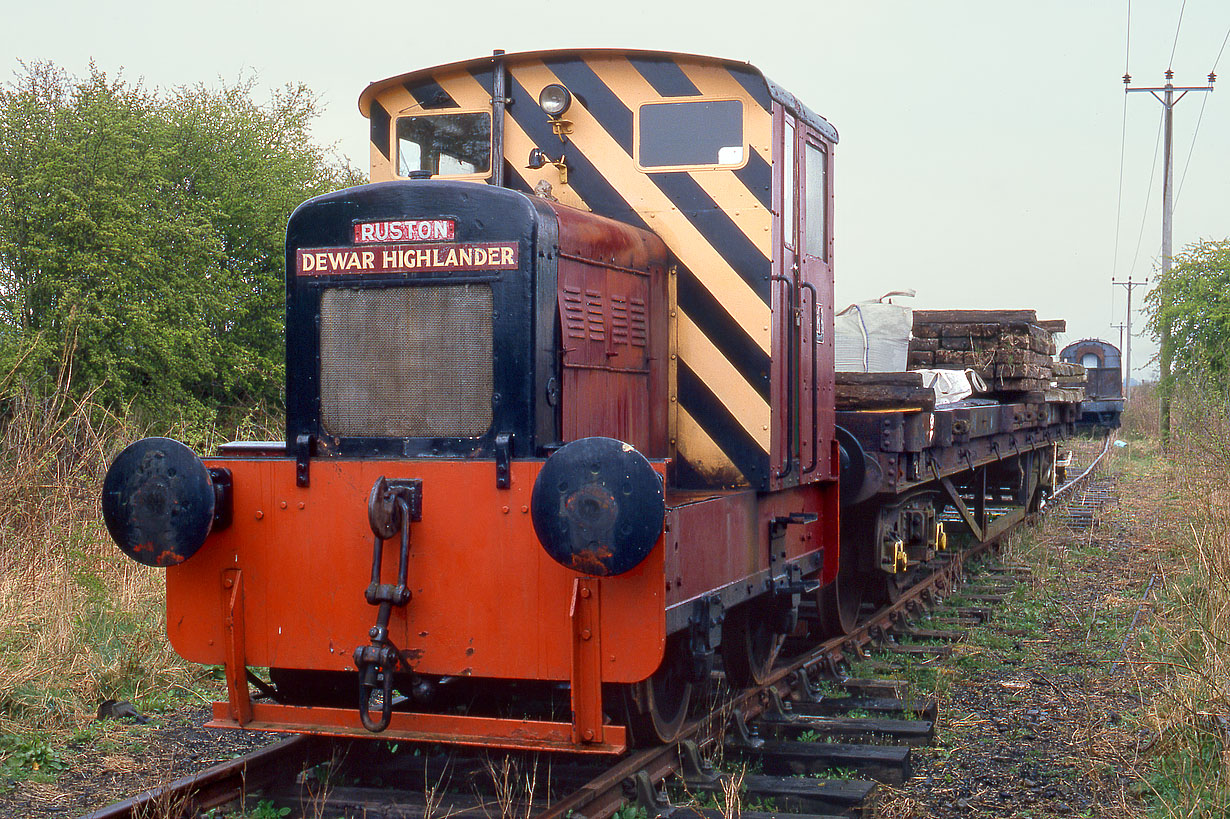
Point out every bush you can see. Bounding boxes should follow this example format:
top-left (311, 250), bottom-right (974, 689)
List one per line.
top-left (0, 61), bottom-right (362, 432)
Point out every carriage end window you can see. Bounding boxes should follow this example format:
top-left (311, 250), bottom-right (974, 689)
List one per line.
top-left (397, 112), bottom-right (491, 177)
top-left (638, 100), bottom-right (744, 169)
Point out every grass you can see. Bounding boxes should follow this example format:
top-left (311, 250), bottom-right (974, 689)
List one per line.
top-left (863, 433), bottom-right (1158, 815)
top-left (976, 384), bottom-right (1230, 816)
top-left (0, 365), bottom-right (234, 792)
top-left (1119, 387), bottom-right (1230, 817)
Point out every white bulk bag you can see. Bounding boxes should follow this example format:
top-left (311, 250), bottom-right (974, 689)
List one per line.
top-left (911, 369), bottom-right (989, 406)
top-left (835, 290), bottom-right (915, 373)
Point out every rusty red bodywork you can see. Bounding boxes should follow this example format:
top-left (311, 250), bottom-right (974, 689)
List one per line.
top-left (551, 204), bottom-right (670, 456)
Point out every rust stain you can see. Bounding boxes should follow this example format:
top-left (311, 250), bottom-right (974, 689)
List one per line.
top-left (568, 546), bottom-right (614, 575)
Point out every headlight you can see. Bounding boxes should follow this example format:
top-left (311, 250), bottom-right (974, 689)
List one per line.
top-left (538, 84), bottom-right (572, 117)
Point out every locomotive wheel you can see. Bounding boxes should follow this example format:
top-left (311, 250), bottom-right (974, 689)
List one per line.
top-left (720, 601), bottom-right (783, 691)
top-left (816, 559), bottom-right (867, 636)
top-left (619, 636), bottom-right (692, 745)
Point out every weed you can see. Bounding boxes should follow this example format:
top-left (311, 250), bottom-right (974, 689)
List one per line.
top-left (719, 762), bottom-right (746, 819)
top-left (824, 766), bottom-right (858, 780)
top-left (744, 796), bottom-right (777, 811)
top-left (1121, 388), bottom-right (1230, 814)
top-left (805, 677), bottom-right (842, 699)
top-left (0, 735), bottom-right (66, 782)
top-left (420, 750), bottom-right (455, 819)
top-left (481, 752), bottom-right (542, 819)
top-left (247, 800), bottom-right (291, 819)
top-left (612, 804), bottom-right (649, 819)
top-left (299, 746), bottom-right (352, 819)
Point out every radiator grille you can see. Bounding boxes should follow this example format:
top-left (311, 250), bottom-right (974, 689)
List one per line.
top-left (320, 286), bottom-right (493, 438)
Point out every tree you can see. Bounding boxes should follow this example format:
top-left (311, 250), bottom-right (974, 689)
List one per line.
top-left (0, 62), bottom-right (363, 432)
top-left (1145, 238), bottom-right (1230, 392)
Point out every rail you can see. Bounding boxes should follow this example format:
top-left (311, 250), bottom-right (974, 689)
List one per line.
top-left (1050, 434), bottom-right (1112, 502)
top-left (78, 736), bottom-right (320, 819)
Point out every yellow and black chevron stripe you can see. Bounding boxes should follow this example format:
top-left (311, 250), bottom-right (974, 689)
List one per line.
top-left (364, 51), bottom-right (788, 490)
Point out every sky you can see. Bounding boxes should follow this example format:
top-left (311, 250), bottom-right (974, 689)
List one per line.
top-left (7, 0), bottom-right (1230, 382)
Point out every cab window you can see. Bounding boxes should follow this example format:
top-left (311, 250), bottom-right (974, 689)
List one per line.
top-left (638, 99), bottom-right (744, 169)
top-left (782, 117), bottom-right (795, 248)
top-left (396, 112), bottom-right (491, 177)
top-left (803, 141), bottom-right (827, 261)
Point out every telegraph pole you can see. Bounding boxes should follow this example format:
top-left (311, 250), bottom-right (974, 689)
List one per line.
top-left (1124, 69), bottom-right (1215, 441)
top-left (1110, 276), bottom-right (1146, 402)
top-left (1111, 321), bottom-right (1127, 399)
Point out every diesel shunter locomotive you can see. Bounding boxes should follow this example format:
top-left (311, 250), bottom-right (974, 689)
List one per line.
top-left (101, 49), bottom-right (1074, 754)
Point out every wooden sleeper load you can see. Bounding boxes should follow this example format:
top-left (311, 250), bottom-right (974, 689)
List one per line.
top-left (1051, 361), bottom-right (1087, 385)
top-left (1047, 360), bottom-right (1087, 403)
top-left (908, 310), bottom-right (1067, 399)
top-left (835, 371), bottom-right (935, 411)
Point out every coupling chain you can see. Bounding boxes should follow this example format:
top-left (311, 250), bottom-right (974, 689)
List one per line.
top-left (354, 477), bottom-right (420, 732)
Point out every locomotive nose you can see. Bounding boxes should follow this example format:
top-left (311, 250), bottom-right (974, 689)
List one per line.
top-left (100, 437), bottom-right (231, 567)
top-left (530, 437), bottom-right (665, 576)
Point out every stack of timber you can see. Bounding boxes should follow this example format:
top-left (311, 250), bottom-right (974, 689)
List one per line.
top-left (907, 310), bottom-right (1072, 402)
top-left (1048, 361), bottom-right (1087, 403)
top-left (836, 371), bottom-right (936, 411)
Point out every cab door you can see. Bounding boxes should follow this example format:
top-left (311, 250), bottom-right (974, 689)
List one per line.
top-left (776, 114), bottom-right (836, 488)
top-left (772, 114), bottom-right (803, 486)
top-left (796, 129), bottom-right (836, 483)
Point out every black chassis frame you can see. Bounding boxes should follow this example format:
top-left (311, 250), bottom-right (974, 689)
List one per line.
top-left (284, 181), bottom-right (563, 463)
top-left (836, 400), bottom-right (1077, 574)
top-left (837, 400), bottom-right (1077, 498)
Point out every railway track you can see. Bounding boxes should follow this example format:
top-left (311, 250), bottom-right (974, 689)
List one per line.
top-left (81, 439), bottom-right (1112, 819)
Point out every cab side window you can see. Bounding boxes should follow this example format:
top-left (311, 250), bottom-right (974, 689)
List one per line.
top-left (638, 99), bottom-right (745, 169)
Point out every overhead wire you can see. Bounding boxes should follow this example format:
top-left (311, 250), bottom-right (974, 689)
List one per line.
top-left (1168, 0), bottom-right (1187, 71)
top-left (1175, 21), bottom-right (1230, 208)
top-left (1111, 0), bottom-right (1131, 296)
top-left (1214, 22), bottom-right (1230, 70)
top-left (1128, 109), bottom-right (1165, 279)
top-left (1174, 93), bottom-right (1209, 209)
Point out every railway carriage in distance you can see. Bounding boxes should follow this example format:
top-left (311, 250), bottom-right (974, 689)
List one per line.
top-left (100, 48), bottom-right (1078, 756)
top-left (1060, 338), bottom-right (1124, 429)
